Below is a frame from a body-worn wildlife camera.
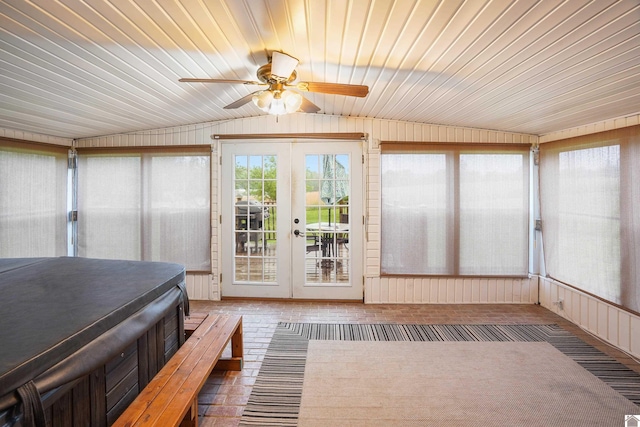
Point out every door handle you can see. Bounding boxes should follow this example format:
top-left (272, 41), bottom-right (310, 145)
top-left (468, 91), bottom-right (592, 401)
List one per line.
top-left (293, 229), bottom-right (305, 237)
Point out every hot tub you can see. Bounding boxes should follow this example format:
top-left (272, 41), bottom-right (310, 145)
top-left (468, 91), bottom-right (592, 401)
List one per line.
top-left (0, 257), bottom-right (188, 427)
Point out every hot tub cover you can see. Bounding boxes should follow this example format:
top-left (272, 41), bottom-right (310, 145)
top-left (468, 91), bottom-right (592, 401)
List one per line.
top-left (0, 257), bottom-right (186, 400)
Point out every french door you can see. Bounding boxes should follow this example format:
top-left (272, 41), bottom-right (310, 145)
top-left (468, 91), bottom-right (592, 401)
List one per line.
top-left (220, 140), bottom-right (363, 300)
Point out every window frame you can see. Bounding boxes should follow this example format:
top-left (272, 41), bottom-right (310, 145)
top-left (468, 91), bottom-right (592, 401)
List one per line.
top-left (539, 125), bottom-right (640, 314)
top-left (76, 146), bottom-right (212, 272)
top-left (380, 142), bottom-right (531, 277)
top-left (0, 138), bottom-right (70, 258)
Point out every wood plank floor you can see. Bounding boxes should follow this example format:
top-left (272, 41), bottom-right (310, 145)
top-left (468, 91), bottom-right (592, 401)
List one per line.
top-left (187, 300), bottom-right (640, 426)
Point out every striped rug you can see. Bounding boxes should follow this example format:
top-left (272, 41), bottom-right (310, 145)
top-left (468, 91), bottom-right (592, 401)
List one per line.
top-left (239, 323), bottom-right (640, 426)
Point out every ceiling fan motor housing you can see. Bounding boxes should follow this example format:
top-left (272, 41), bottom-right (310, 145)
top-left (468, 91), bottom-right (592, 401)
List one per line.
top-left (257, 63), bottom-right (297, 85)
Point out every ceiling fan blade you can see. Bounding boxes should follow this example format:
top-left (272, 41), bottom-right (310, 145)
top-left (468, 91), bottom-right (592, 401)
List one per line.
top-left (299, 96), bottom-right (321, 113)
top-left (295, 81), bottom-right (369, 97)
top-left (271, 51), bottom-right (299, 80)
top-left (179, 78), bottom-right (264, 85)
top-left (223, 91), bottom-right (261, 109)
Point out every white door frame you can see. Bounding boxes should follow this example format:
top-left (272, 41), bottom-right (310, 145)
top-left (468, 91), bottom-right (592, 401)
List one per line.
top-left (290, 141), bottom-right (364, 300)
top-left (220, 142), bottom-right (291, 298)
top-left (219, 139), bottom-right (363, 300)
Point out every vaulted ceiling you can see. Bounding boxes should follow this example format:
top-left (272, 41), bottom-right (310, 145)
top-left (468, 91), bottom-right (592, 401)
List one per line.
top-left (1, 0), bottom-right (639, 139)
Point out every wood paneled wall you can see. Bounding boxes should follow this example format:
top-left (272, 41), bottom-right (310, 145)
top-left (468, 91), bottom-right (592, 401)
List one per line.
top-left (539, 276), bottom-right (640, 360)
top-left (4, 114), bottom-right (638, 363)
top-left (0, 127), bottom-right (73, 146)
top-left (540, 113), bottom-right (640, 143)
top-left (74, 114), bottom-right (537, 304)
top-left (365, 276), bottom-right (538, 304)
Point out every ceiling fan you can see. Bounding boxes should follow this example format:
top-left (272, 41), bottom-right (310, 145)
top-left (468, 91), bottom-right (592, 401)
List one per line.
top-left (179, 51), bottom-right (369, 115)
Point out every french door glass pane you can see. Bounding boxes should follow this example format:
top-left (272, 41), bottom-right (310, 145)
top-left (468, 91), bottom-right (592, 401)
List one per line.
top-left (304, 154), bottom-right (350, 285)
top-left (233, 155), bottom-right (277, 283)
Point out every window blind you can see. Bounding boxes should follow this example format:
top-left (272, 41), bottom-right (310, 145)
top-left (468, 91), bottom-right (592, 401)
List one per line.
top-left (380, 143), bottom-right (530, 276)
top-left (77, 149), bottom-right (211, 271)
top-left (0, 140), bottom-right (69, 257)
top-left (539, 126), bottom-right (640, 313)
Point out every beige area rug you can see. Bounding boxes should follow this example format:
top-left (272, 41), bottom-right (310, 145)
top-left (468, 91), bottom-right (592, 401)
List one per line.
top-left (239, 323), bottom-right (640, 426)
top-left (298, 341), bottom-right (639, 427)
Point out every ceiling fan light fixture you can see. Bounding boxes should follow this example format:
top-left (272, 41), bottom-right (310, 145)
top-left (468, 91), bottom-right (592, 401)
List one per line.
top-left (252, 90), bottom-right (273, 109)
top-left (268, 97), bottom-right (287, 115)
top-left (282, 90), bottom-right (303, 113)
top-left (252, 89), bottom-right (303, 115)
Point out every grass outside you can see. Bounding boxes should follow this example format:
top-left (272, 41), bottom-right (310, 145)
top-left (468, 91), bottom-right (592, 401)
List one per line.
top-left (263, 207), bottom-right (335, 243)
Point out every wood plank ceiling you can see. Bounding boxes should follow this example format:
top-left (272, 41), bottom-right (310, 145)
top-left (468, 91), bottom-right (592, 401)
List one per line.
top-left (0, 0), bottom-right (639, 139)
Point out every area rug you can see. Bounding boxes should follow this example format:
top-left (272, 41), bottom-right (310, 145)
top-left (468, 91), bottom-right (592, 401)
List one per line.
top-left (239, 324), bottom-right (640, 426)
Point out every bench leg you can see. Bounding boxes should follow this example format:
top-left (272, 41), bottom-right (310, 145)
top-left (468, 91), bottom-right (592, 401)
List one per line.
top-left (214, 319), bottom-right (244, 371)
top-left (180, 398), bottom-right (198, 427)
top-left (231, 318), bottom-right (243, 359)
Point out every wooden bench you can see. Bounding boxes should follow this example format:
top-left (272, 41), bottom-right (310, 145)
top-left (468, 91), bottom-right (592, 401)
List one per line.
top-left (112, 314), bottom-right (243, 427)
top-left (183, 312), bottom-right (209, 339)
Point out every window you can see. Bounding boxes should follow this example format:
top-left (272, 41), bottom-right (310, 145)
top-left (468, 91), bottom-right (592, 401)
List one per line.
top-left (540, 126), bottom-right (640, 313)
top-left (381, 143), bottom-right (530, 276)
top-left (77, 149), bottom-right (211, 271)
top-left (0, 140), bottom-right (69, 257)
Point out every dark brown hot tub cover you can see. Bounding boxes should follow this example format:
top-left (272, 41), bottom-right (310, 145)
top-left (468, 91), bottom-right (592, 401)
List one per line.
top-left (0, 257), bottom-right (187, 421)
